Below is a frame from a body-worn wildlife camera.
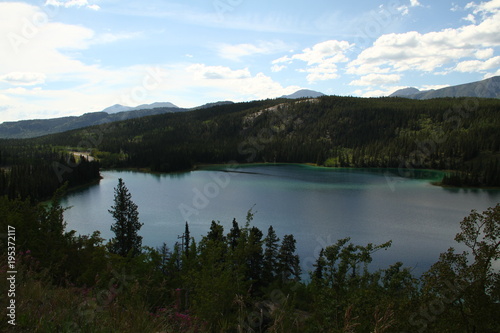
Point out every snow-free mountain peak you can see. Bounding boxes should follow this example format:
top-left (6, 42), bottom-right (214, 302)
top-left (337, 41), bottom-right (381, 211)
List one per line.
top-left (101, 104), bottom-right (134, 114)
top-left (281, 89), bottom-right (325, 99)
top-left (389, 87), bottom-right (421, 97)
top-left (389, 76), bottom-right (500, 99)
top-left (101, 102), bottom-right (178, 114)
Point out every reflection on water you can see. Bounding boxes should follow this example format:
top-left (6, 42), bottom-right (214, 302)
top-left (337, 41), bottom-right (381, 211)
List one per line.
top-left (62, 165), bottom-right (500, 276)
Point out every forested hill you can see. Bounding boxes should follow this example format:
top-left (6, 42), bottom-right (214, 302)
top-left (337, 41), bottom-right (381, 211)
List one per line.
top-left (16, 95), bottom-right (497, 187)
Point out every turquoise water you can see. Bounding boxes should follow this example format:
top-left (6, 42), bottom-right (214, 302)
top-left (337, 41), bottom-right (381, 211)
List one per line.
top-left (61, 164), bottom-right (500, 276)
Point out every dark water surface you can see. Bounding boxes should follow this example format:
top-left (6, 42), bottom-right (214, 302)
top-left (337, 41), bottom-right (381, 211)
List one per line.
top-left (61, 164), bottom-right (500, 276)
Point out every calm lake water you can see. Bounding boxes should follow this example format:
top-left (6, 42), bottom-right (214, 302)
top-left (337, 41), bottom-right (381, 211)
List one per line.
top-left (61, 164), bottom-right (500, 276)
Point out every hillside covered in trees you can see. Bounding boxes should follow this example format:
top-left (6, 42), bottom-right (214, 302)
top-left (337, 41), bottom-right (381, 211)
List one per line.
top-left (13, 95), bottom-right (500, 187)
top-left (0, 95), bottom-right (499, 203)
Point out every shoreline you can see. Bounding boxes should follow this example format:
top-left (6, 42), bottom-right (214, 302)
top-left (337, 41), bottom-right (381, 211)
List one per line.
top-left (98, 163), bottom-right (500, 190)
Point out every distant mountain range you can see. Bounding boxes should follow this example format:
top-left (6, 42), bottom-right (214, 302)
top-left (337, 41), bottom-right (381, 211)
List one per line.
top-left (101, 102), bottom-right (179, 114)
top-left (2, 77), bottom-right (497, 140)
top-left (0, 107), bottom-right (182, 139)
top-left (0, 101), bottom-right (244, 139)
top-left (0, 90), bottom-right (324, 139)
top-left (390, 76), bottom-right (500, 99)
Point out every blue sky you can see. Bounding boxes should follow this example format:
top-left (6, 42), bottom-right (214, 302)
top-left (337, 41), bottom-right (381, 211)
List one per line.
top-left (1, 0), bottom-right (500, 121)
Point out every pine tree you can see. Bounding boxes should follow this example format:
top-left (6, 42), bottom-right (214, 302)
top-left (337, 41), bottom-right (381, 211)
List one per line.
top-left (263, 225), bottom-right (280, 281)
top-left (156, 242), bottom-right (171, 274)
top-left (184, 222), bottom-right (190, 256)
top-left (313, 248), bottom-right (325, 281)
top-left (247, 226), bottom-right (264, 283)
top-left (228, 218), bottom-right (241, 250)
top-left (278, 234), bottom-right (301, 281)
top-left (108, 178), bottom-right (143, 257)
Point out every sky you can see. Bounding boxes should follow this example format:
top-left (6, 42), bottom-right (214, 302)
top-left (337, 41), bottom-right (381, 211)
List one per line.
top-left (1, 0), bottom-right (500, 122)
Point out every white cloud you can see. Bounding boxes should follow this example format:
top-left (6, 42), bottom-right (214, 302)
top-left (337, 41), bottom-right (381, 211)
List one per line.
top-left (290, 40), bottom-right (352, 65)
top-left (475, 48), bottom-right (494, 59)
top-left (186, 64), bottom-right (301, 100)
top-left (420, 84), bottom-right (450, 90)
top-left (466, 0), bottom-right (500, 15)
top-left (397, 5), bottom-right (410, 15)
top-left (349, 74), bottom-right (401, 86)
top-left (0, 3), bottom-right (94, 77)
top-left (272, 55), bottom-right (293, 65)
top-left (396, 0), bottom-right (421, 16)
top-left (187, 64), bottom-right (251, 80)
top-left (463, 13), bottom-right (477, 23)
top-left (300, 61), bottom-right (341, 83)
top-left (272, 40), bottom-right (353, 82)
top-left (89, 32), bottom-right (143, 46)
top-left (44, 0), bottom-right (100, 10)
top-left (0, 72), bottom-right (47, 86)
top-left (271, 64), bottom-right (286, 72)
top-left (0, 3), bottom-right (163, 121)
top-left (0, 3), bottom-right (141, 83)
top-left (357, 88), bottom-right (393, 98)
top-left (5, 87), bottom-right (30, 95)
top-left (483, 67), bottom-right (500, 78)
top-left (347, 2), bottom-right (500, 76)
top-left (217, 41), bottom-right (290, 62)
top-left (454, 56), bottom-right (500, 72)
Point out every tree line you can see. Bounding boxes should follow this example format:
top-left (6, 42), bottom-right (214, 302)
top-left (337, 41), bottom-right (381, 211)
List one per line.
top-left (23, 95), bottom-right (500, 187)
top-left (0, 142), bottom-right (100, 202)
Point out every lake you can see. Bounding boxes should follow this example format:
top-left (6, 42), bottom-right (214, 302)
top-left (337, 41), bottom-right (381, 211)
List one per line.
top-left (61, 164), bottom-right (500, 276)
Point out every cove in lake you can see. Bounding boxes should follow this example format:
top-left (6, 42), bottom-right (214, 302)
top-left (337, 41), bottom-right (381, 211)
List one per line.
top-left (61, 164), bottom-right (500, 276)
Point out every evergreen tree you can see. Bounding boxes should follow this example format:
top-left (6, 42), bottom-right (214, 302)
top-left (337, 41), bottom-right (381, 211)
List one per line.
top-left (169, 242), bottom-right (182, 272)
top-left (278, 234), bottom-right (301, 281)
top-left (247, 226), bottom-right (264, 283)
top-left (228, 218), bottom-right (241, 250)
top-left (156, 242), bottom-right (171, 275)
top-left (184, 221), bottom-right (190, 256)
top-left (263, 225), bottom-right (280, 281)
top-left (206, 220), bottom-right (226, 243)
top-left (108, 178), bottom-right (143, 257)
top-left (313, 248), bottom-right (325, 281)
